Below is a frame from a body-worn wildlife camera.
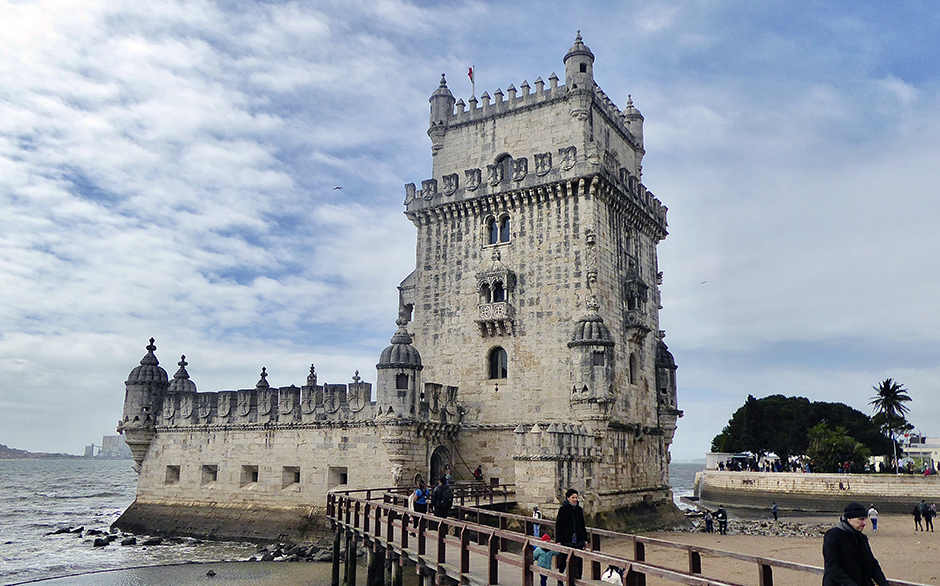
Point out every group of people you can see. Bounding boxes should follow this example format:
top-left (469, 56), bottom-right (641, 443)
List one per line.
top-left (913, 499), bottom-right (937, 531)
top-left (702, 505), bottom-right (728, 534)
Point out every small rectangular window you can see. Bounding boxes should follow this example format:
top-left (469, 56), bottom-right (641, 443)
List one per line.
top-left (328, 466), bottom-right (348, 489)
top-left (396, 373), bottom-right (409, 390)
top-left (240, 465), bottom-right (259, 486)
top-left (165, 465), bottom-right (180, 485)
top-left (201, 464), bottom-right (218, 485)
top-left (592, 351), bottom-right (605, 366)
top-left (282, 466), bottom-right (301, 487)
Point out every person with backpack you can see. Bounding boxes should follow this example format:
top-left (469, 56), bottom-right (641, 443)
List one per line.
top-left (913, 503), bottom-right (923, 531)
top-left (412, 481), bottom-right (429, 515)
top-left (921, 500), bottom-right (934, 532)
top-left (431, 475), bottom-right (453, 519)
top-left (532, 533), bottom-right (559, 586)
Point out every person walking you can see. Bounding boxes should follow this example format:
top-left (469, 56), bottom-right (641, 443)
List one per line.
top-left (430, 475), bottom-right (453, 533)
top-left (771, 502), bottom-right (779, 521)
top-left (922, 500), bottom-right (935, 532)
top-left (913, 503), bottom-right (923, 531)
top-left (715, 505), bottom-right (728, 535)
top-left (822, 502), bottom-right (888, 586)
top-left (867, 504), bottom-right (878, 531)
top-left (532, 506), bottom-right (542, 538)
top-left (703, 510), bottom-right (714, 533)
top-left (532, 533), bottom-right (559, 586)
top-left (555, 488), bottom-right (587, 584)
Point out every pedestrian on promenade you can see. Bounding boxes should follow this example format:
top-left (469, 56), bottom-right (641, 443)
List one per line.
top-left (715, 505), bottom-right (728, 535)
top-left (703, 510), bottom-right (714, 533)
top-left (922, 500), bottom-right (935, 532)
top-left (822, 502), bottom-right (888, 586)
top-left (555, 488), bottom-right (587, 584)
top-left (867, 504), bottom-right (878, 531)
top-left (771, 502), bottom-right (778, 521)
top-left (532, 533), bottom-right (559, 586)
top-left (913, 503), bottom-right (923, 531)
top-left (532, 506), bottom-right (542, 538)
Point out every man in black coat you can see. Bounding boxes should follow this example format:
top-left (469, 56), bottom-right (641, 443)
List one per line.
top-left (822, 502), bottom-right (888, 586)
top-left (554, 488), bottom-right (587, 582)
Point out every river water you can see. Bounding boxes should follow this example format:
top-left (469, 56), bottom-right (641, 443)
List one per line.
top-left (0, 459), bottom-right (703, 585)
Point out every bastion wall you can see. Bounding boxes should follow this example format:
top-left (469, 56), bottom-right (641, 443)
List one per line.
top-left (696, 470), bottom-right (940, 513)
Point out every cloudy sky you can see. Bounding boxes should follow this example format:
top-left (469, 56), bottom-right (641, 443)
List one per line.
top-left (2, 1), bottom-right (938, 462)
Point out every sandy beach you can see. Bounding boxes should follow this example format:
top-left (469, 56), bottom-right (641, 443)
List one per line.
top-left (611, 514), bottom-right (940, 586)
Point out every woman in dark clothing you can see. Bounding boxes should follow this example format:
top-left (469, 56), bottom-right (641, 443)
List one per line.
top-left (554, 489), bottom-right (587, 582)
top-left (822, 502), bottom-right (888, 586)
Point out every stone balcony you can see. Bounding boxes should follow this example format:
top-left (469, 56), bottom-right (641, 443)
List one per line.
top-left (476, 302), bottom-right (514, 337)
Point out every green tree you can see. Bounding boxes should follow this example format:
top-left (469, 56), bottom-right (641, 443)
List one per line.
top-left (710, 395), bottom-right (891, 462)
top-left (805, 423), bottom-right (871, 473)
top-left (869, 378), bottom-right (912, 473)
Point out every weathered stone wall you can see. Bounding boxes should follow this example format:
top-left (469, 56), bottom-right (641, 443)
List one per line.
top-left (696, 470), bottom-right (940, 513)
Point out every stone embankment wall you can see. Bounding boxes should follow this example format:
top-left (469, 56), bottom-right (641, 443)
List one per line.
top-left (696, 470), bottom-right (940, 513)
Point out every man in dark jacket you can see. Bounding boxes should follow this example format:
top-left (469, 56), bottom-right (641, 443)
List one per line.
top-left (430, 475), bottom-right (453, 518)
top-left (822, 502), bottom-right (888, 586)
top-left (554, 488), bottom-right (587, 582)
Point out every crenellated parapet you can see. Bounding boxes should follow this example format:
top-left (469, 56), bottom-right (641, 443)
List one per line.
top-left (512, 422), bottom-right (601, 462)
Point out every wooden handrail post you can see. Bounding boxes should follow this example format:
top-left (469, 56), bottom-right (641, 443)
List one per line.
top-left (363, 502), bottom-right (371, 534)
top-left (591, 532), bottom-right (601, 580)
top-left (690, 550), bottom-right (702, 574)
top-left (460, 527), bottom-right (471, 574)
top-left (522, 537), bottom-right (534, 586)
top-left (487, 533), bottom-right (499, 585)
top-left (354, 501), bottom-right (361, 530)
top-left (633, 541), bottom-right (646, 586)
top-left (437, 519), bottom-right (447, 566)
top-left (759, 563), bottom-right (774, 586)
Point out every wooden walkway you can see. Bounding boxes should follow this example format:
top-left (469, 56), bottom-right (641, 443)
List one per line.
top-left (326, 486), bottom-right (927, 586)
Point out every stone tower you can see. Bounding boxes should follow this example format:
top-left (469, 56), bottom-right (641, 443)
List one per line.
top-left (401, 33), bottom-right (681, 518)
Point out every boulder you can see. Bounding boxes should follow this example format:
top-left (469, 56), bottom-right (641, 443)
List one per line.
top-left (121, 537), bottom-right (137, 546)
top-left (93, 538), bottom-right (110, 547)
top-left (141, 537), bottom-right (163, 546)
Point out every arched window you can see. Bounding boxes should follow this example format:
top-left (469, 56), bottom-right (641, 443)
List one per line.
top-left (492, 281), bottom-right (505, 302)
top-left (480, 283), bottom-right (491, 303)
top-left (396, 373), bottom-right (409, 390)
top-left (488, 347), bottom-right (508, 380)
top-left (629, 353), bottom-right (638, 385)
top-left (499, 216), bottom-right (510, 243)
top-left (487, 217), bottom-right (499, 245)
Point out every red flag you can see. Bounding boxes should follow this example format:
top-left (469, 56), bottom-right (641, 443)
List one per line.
top-left (468, 67), bottom-right (474, 83)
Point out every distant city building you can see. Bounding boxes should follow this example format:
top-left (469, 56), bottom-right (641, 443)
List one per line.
top-left (84, 435), bottom-right (132, 459)
top-left (901, 435), bottom-right (939, 470)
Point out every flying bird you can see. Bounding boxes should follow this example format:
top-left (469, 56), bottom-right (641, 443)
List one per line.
top-left (333, 186), bottom-right (343, 190)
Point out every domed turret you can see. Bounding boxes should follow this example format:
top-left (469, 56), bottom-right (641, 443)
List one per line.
top-left (168, 355), bottom-right (196, 394)
top-left (126, 338), bottom-right (169, 385)
top-left (564, 31), bottom-right (595, 90)
top-left (119, 338), bottom-right (170, 467)
top-left (568, 297), bottom-right (615, 400)
top-left (376, 316), bottom-right (423, 417)
top-left (568, 297), bottom-right (614, 348)
top-left (377, 318), bottom-right (423, 369)
top-left (428, 74), bottom-right (455, 155)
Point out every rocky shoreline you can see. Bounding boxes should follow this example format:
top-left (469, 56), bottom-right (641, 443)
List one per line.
top-left (45, 522), bottom-right (363, 565)
top-left (679, 517), bottom-right (832, 538)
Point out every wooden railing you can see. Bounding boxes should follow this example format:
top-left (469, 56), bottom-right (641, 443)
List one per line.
top-left (326, 487), bottom-right (927, 586)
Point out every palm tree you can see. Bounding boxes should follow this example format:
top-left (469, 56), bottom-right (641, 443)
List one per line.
top-left (869, 378), bottom-right (912, 474)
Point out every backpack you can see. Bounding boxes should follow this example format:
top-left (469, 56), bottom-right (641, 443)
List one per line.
top-left (441, 486), bottom-right (454, 512)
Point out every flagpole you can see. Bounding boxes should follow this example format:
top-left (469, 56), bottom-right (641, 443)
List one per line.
top-left (470, 65), bottom-right (475, 98)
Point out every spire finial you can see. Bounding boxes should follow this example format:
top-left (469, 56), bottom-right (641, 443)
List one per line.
top-left (256, 366), bottom-right (269, 389)
top-left (307, 364), bottom-right (317, 386)
top-left (147, 338), bottom-right (156, 352)
top-left (576, 30), bottom-right (582, 41)
top-left (440, 73), bottom-right (447, 88)
top-left (178, 355), bottom-right (188, 369)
